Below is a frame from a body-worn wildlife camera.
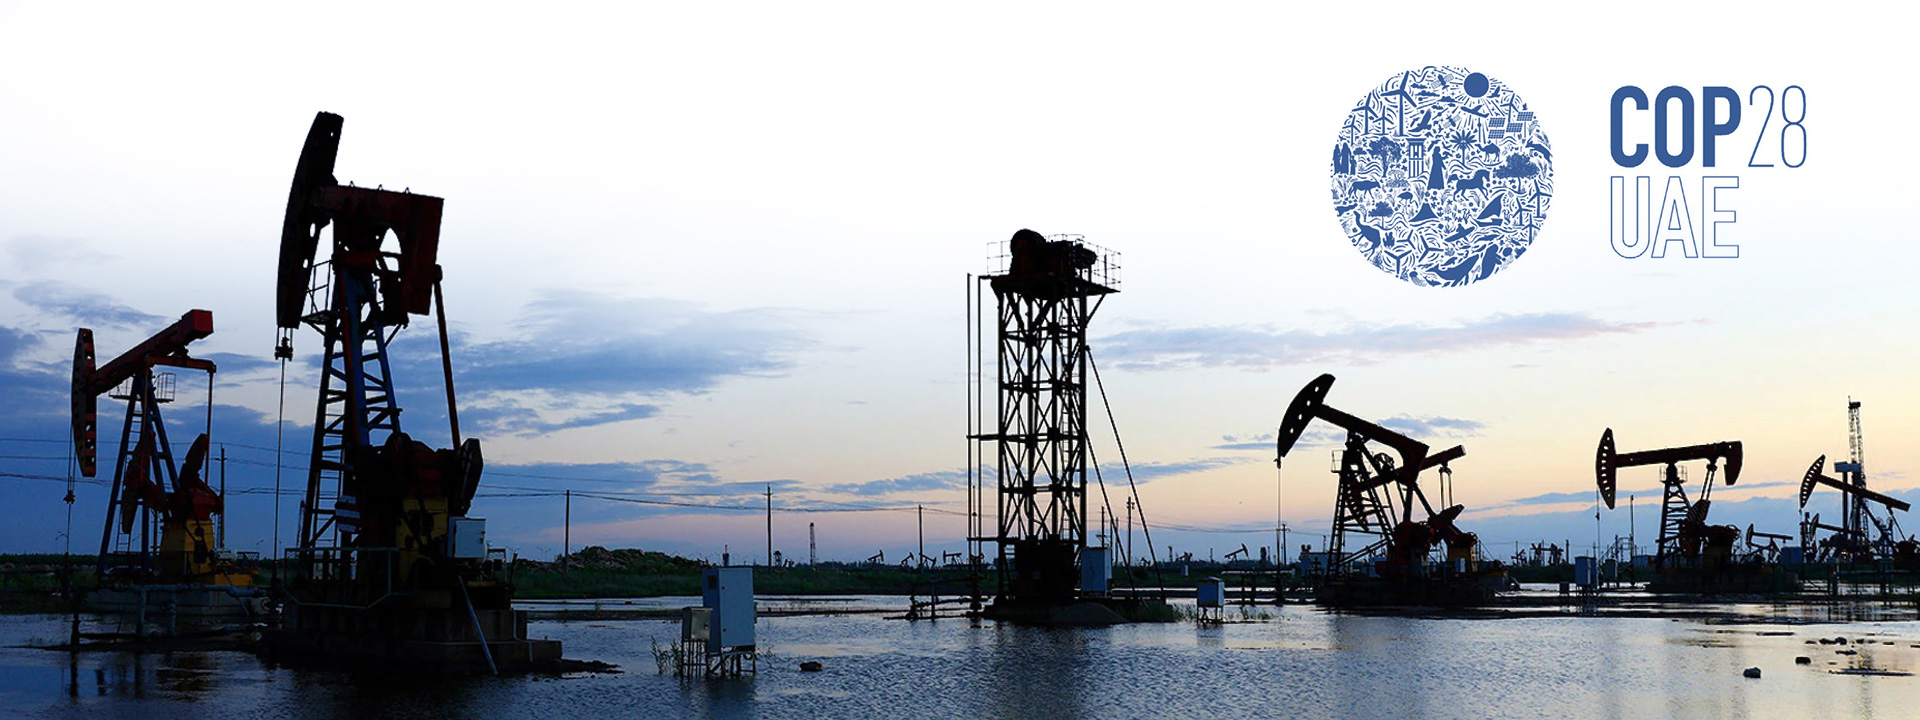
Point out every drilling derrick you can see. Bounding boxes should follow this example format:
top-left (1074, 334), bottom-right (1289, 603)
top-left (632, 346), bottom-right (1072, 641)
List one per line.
top-left (1846, 400), bottom-right (1865, 538)
top-left (982, 229), bottom-right (1115, 610)
top-left (271, 112), bottom-right (557, 672)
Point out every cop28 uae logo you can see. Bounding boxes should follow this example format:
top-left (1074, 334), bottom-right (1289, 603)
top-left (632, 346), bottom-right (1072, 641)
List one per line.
top-left (1331, 66), bottom-right (1554, 286)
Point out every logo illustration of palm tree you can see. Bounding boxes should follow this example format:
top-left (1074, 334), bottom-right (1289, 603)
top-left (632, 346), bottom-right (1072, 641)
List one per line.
top-left (1448, 129), bottom-right (1475, 157)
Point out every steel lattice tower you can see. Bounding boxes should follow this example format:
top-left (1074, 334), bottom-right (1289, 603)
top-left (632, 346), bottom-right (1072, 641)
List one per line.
top-left (1846, 399), bottom-right (1865, 540)
top-left (982, 230), bottom-right (1117, 603)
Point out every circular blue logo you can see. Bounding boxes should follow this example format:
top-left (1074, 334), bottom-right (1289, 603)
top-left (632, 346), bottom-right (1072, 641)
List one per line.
top-left (1331, 67), bottom-right (1553, 286)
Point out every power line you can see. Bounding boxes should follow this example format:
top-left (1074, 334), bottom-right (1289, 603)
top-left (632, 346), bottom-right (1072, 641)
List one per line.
top-left (0, 471), bottom-right (104, 485)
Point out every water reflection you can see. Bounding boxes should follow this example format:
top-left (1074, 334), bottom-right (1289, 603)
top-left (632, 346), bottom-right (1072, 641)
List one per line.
top-left (3, 603), bottom-right (1920, 718)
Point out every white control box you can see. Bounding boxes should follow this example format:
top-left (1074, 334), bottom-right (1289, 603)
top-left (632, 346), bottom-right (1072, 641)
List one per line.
top-left (1081, 546), bottom-right (1112, 593)
top-left (1197, 577), bottom-right (1226, 608)
top-left (448, 517), bottom-right (487, 559)
top-left (702, 567), bottom-right (755, 652)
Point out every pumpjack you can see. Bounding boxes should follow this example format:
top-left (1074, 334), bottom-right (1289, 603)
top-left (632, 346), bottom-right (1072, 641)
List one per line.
top-left (71, 310), bottom-right (260, 620)
top-left (1274, 374), bottom-right (1505, 606)
top-left (1799, 456), bottom-right (1914, 564)
top-left (1595, 429), bottom-right (1790, 592)
top-left (268, 112), bottom-right (558, 672)
top-left (1744, 524), bottom-right (1794, 563)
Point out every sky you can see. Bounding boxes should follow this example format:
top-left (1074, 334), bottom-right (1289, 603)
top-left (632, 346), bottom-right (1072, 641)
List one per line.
top-left (1, 3), bottom-right (1916, 565)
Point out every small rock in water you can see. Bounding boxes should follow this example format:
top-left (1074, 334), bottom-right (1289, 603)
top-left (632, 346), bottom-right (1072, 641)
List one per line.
top-left (1837, 649), bottom-right (1858, 656)
top-left (1817, 638), bottom-right (1835, 645)
top-left (1795, 657), bottom-right (1812, 665)
top-left (800, 661), bottom-right (824, 672)
top-left (1835, 637), bottom-right (1849, 645)
top-left (1743, 667), bottom-right (1762, 679)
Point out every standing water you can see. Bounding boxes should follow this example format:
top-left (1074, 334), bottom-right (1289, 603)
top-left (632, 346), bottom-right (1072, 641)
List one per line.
top-left (3, 594), bottom-right (1918, 719)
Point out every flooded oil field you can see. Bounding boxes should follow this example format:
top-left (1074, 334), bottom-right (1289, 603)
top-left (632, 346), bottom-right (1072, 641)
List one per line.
top-left (4, 590), bottom-right (1919, 720)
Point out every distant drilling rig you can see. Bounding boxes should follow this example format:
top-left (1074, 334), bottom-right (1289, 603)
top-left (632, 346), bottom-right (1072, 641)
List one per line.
top-left (268, 112), bottom-right (559, 672)
top-left (970, 229), bottom-right (1156, 624)
top-left (1799, 400), bottom-right (1913, 565)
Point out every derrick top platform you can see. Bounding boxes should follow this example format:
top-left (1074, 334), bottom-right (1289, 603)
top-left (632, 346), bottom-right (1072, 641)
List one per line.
top-left (986, 229), bottom-right (1119, 300)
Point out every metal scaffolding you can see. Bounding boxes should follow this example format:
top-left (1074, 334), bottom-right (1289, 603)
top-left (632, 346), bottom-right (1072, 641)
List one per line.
top-left (972, 230), bottom-right (1118, 604)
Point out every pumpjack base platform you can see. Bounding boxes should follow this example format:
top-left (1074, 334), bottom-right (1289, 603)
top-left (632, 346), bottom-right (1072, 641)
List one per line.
top-left (1318, 572), bottom-right (1506, 608)
top-left (267, 603), bottom-right (565, 674)
top-left (1647, 567), bottom-right (1799, 595)
top-left (982, 596), bottom-right (1175, 626)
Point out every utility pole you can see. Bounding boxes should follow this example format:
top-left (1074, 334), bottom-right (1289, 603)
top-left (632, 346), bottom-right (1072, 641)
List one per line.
top-left (765, 485), bottom-right (773, 567)
top-left (1275, 457), bottom-right (1283, 568)
top-left (217, 445), bottom-right (227, 549)
top-left (809, 522), bottom-right (816, 567)
top-left (917, 504), bottom-right (925, 571)
top-left (1125, 496), bottom-right (1135, 566)
top-left (563, 489), bottom-right (571, 571)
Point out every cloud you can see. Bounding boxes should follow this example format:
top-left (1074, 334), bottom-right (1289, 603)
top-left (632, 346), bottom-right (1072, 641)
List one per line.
top-left (827, 469), bottom-right (970, 497)
top-left (12, 282), bottom-right (164, 329)
top-left (458, 291), bottom-right (813, 395)
top-left (1095, 312), bottom-right (1659, 371)
top-left (825, 456), bottom-right (1247, 498)
top-left (0, 325), bottom-right (40, 365)
top-left (4, 235), bottom-right (111, 273)
top-left (200, 352), bottom-right (279, 376)
top-left (1098, 456), bottom-right (1250, 484)
top-left (1219, 416), bottom-right (1477, 454)
top-left (382, 290), bottom-right (816, 436)
top-left (1213, 433), bottom-right (1277, 452)
top-left (459, 397), bottom-right (662, 436)
top-left (1504, 490), bottom-right (1601, 507)
top-left (1488, 480), bottom-right (1797, 513)
top-left (1378, 415), bottom-right (1485, 438)
top-left (0, 325), bottom-right (64, 417)
top-left (486, 459), bottom-right (709, 492)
